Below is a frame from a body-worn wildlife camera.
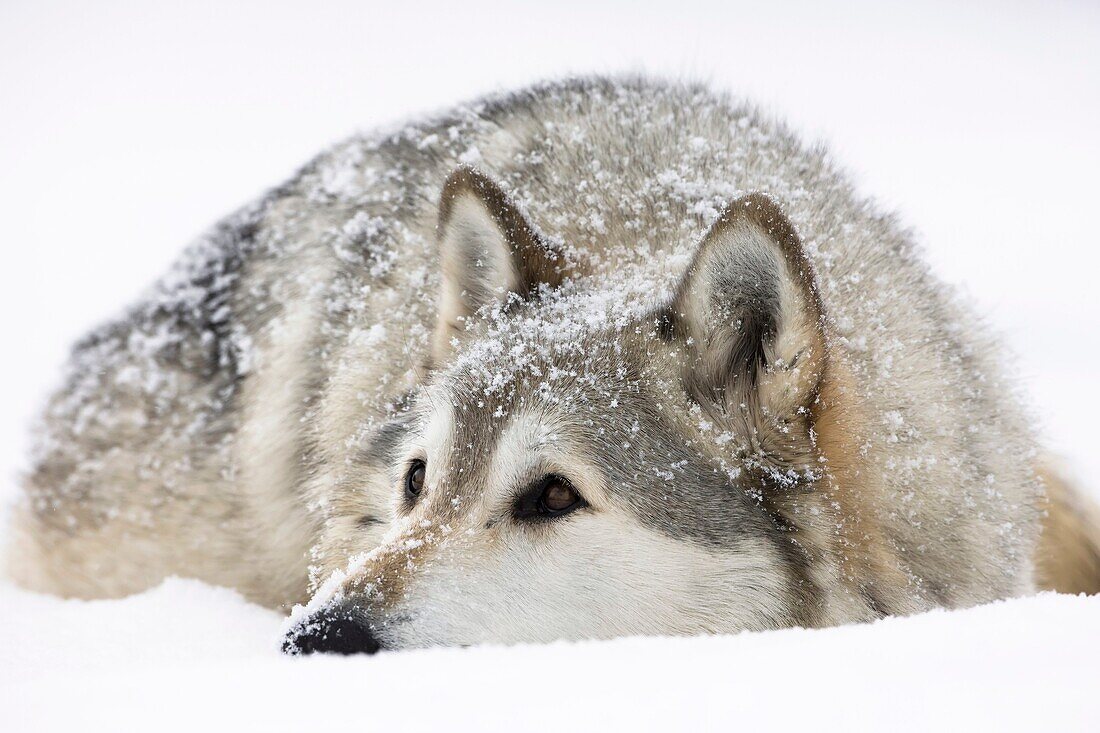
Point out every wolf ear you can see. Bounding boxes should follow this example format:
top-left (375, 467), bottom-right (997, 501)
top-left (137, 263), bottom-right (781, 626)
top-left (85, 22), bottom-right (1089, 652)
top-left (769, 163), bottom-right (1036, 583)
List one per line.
top-left (664, 193), bottom-right (826, 421)
top-left (432, 166), bottom-right (564, 362)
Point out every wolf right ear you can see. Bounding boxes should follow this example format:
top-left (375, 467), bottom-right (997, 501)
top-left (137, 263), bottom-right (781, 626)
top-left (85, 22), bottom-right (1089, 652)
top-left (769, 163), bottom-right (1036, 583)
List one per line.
top-left (432, 166), bottom-right (564, 363)
top-left (662, 193), bottom-right (827, 421)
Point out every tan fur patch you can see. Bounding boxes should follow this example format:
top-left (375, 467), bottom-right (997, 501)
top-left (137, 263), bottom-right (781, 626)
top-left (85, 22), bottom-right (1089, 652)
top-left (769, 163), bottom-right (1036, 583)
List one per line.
top-left (342, 524), bottom-right (441, 610)
top-left (811, 353), bottom-right (915, 614)
top-left (1034, 462), bottom-right (1100, 595)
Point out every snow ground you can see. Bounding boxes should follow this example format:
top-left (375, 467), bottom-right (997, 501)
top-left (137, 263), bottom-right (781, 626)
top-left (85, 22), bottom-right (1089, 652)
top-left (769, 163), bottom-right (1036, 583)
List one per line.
top-left (2, 580), bottom-right (1098, 731)
top-left (1, 1), bottom-right (1099, 730)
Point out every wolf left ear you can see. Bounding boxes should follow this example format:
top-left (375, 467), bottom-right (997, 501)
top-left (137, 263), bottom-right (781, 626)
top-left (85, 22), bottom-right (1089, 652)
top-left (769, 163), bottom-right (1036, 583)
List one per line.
top-left (663, 193), bottom-right (826, 421)
top-left (432, 166), bottom-right (564, 362)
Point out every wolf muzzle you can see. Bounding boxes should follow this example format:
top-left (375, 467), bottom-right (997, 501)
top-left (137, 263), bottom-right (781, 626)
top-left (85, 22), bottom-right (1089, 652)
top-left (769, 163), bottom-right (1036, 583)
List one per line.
top-left (282, 605), bottom-right (383, 656)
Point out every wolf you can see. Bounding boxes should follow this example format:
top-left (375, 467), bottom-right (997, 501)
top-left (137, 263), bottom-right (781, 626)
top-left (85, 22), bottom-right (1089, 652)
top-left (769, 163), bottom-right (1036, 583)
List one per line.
top-left (7, 77), bottom-right (1099, 654)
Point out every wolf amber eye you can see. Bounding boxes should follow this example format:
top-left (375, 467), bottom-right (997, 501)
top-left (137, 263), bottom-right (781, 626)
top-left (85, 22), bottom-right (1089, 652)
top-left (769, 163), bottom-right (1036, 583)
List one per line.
top-left (405, 460), bottom-right (426, 499)
top-left (541, 478), bottom-right (581, 513)
top-left (512, 471), bottom-right (589, 517)
top-left (514, 475), bottom-right (586, 521)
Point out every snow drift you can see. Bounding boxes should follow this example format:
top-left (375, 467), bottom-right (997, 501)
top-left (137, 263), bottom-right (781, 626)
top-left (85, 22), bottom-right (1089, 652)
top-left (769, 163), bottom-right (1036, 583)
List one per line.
top-left (2, 579), bottom-right (1097, 731)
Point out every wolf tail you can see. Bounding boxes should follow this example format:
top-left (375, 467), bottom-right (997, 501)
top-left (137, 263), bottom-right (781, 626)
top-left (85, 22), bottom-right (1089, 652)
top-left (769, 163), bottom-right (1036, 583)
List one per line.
top-left (1034, 459), bottom-right (1100, 595)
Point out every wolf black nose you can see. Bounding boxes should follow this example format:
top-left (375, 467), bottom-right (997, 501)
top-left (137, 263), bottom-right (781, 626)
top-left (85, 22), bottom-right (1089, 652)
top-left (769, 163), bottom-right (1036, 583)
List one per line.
top-left (282, 609), bottom-right (383, 656)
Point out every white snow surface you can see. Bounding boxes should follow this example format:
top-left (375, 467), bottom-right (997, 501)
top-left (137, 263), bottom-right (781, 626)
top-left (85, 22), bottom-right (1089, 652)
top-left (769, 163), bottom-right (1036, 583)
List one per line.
top-left (2, 579), bottom-right (1098, 731)
top-left (2, 1), bottom-right (1100, 731)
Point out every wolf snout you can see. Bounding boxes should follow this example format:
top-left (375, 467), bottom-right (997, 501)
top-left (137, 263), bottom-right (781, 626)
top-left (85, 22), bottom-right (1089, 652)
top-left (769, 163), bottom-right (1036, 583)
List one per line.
top-left (282, 606), bottom-right (383, 656)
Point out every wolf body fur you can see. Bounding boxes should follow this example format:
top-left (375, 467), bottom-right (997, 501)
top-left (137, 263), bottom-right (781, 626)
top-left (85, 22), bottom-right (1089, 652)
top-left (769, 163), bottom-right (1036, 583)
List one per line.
top-left (7, 78), bottom-right (1095, 650)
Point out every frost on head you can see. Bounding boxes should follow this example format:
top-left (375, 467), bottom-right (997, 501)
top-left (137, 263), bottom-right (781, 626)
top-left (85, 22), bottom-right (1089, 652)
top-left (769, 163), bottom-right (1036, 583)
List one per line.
top-left (428, 164), bottom-right (829, 473)
top-left (424, 168), bottom-right (832, 529)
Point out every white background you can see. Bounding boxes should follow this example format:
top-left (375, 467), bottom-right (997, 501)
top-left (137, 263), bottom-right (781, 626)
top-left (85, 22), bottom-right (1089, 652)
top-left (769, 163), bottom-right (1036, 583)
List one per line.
top-left (1, 3), bottom-right (1098, 729)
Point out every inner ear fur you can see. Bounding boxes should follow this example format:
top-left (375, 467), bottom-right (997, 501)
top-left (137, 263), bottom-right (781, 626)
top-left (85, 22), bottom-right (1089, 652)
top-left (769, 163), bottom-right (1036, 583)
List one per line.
top-left (664, 193), bottom-right (827, 421)
top-left (432, 166), bottom-right (564, 362)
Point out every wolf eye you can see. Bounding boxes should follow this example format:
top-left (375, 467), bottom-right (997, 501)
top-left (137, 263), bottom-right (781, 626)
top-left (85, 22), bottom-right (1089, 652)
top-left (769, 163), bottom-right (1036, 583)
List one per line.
top-left (542, 478), bottom-right (580, 512)
top-left (405, 460), bottom-right (426, 500)
top-left (514, 475), bottom-right (586, 521)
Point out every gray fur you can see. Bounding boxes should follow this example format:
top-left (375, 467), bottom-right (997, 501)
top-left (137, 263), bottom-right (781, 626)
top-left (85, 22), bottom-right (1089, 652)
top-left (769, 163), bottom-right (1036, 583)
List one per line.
top-left (8, 77), bottom-right (1041, 642)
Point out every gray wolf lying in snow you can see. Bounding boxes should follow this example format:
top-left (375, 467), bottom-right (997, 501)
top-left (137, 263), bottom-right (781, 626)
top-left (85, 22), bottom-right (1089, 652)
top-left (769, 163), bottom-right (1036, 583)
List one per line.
top-left (8, 77), bottom-right (1099, 655)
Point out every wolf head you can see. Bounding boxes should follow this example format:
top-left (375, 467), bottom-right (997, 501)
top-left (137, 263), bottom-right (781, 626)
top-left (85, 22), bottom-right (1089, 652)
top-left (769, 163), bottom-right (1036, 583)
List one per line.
top-left (284, 166), bottom-right (839, 654)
